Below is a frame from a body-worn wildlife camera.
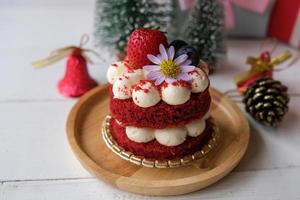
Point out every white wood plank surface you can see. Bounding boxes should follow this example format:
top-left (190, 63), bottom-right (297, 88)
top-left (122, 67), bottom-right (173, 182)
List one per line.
top-left (1, 0), bottom-right (300, 199)
top-left (1, 168), bottom-right (300, 200)
top-left (0, 101), bottom-right (91, 181)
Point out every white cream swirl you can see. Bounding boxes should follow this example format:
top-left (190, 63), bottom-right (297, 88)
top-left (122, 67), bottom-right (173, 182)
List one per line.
top-left (122, 117), bottom-right (208, 146)
top-left (132, 81), bottom-right (161, 107)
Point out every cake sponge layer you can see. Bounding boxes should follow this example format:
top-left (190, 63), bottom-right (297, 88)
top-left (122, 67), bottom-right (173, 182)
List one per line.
top-left (109, 86), bottom-right (211, 129)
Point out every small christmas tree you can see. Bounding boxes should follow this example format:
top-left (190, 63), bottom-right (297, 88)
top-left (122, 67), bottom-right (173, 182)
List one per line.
top-left (183, 0), bottom-right (225, 71)
top-left (94, 0), bottom-right (171, 57)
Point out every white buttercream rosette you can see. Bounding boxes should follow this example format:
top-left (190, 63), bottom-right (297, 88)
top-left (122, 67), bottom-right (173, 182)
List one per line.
top-left (108, 57), bottom-right (209, 107)
top-left (124, 116), bottom-right (209, 146)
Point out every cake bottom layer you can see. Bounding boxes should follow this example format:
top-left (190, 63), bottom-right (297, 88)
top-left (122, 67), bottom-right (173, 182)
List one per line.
top-left (110, 117), bottom-right (213, 160)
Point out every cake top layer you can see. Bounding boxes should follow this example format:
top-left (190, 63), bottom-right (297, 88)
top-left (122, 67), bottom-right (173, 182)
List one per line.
top-left (106, 28), bottom-right (210, 107)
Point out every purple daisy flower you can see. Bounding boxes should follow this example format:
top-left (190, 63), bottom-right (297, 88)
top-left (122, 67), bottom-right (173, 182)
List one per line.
top-left (143, 44), bottom-right (195, 85)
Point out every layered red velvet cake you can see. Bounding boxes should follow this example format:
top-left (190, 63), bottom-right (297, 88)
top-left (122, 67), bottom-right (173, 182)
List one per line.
top-left (104, 28), bottom-right (214, 163)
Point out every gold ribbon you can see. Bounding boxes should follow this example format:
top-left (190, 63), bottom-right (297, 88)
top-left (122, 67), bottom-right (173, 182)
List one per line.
top-left (32, 46), bottom-right (76, 68)
top-left (32, 34), bottom-right (99, 69)
top-left (234, 50), bottom-right (292, 85)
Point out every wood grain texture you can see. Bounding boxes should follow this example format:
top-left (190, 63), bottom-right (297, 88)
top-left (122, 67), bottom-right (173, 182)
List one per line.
top-left (66, 84), bottom-right (250, 195)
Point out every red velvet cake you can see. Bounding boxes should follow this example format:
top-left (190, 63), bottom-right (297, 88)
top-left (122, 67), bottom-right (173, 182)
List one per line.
top-left (110, 118), bottom-right (213, 160)
top-left (104, 28), bottom-right (214, 163)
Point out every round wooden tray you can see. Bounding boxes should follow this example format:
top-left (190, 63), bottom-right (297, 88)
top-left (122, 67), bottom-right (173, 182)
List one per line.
top-left (66, 84), bottom-right (250, 196)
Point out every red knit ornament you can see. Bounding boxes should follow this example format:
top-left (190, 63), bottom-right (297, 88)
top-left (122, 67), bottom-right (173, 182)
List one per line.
top-left (57, 48), bottom-right (97, 97)
top-left (32, 35), bottom-right (98, 98)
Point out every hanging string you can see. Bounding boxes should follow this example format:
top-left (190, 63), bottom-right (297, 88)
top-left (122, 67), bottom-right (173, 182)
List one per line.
top-left (79, 33), bottom-right (89, 47)
top-left (259, 37), bottom-right (278, 54)
top-left (79, 34), bottom-right (100, 64)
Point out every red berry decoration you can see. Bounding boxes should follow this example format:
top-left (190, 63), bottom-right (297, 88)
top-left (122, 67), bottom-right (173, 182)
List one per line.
top-left (175, 45), bottom-right (199, 67)
top-left (169, 40), bottom-right (188, 51)
top-left (126, 28), bottom-right (168, 69)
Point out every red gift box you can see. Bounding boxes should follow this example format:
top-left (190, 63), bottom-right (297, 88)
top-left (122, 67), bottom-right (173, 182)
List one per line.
top-left (268, 0), bottom-right (300, 48)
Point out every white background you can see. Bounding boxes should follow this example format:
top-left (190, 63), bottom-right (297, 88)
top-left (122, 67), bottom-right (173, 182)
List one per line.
top-left (1, 0), bottom-right (300, 199)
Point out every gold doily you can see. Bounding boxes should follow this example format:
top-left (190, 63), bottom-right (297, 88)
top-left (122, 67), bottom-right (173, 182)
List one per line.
top-left (102, 115), bottom-right (220, 168)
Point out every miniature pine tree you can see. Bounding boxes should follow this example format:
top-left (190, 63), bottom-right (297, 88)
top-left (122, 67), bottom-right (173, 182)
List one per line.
top-left (94, 0), bottom-right (170, 57)
top-left (183, 0), bottom-right (225, 70)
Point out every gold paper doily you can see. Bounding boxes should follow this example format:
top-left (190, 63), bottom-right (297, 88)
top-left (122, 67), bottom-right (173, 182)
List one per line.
top-left (102, 115), bottom-right (220, 168)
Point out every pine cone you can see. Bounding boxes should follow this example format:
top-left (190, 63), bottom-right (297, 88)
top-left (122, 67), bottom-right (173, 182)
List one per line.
top-left (243, 78), bottom-right (289, 127)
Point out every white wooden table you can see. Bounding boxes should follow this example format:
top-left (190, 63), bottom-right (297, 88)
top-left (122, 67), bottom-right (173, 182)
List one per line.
top-left (1, 1), bottom-right (300, 199)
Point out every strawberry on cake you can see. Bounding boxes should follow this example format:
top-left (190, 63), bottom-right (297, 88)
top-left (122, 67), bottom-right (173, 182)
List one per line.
top-left (103, 28), bottom-right (217, 167)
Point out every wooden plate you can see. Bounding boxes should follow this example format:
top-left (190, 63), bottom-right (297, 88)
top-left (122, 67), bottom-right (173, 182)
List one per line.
top-left (66, 84), bottom-right (250, 196)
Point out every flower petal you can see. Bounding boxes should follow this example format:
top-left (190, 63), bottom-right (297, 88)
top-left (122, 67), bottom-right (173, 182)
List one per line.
top-left (168, 46), bottom-right (175, 60)
top-left (147, 71), bottom-right (162, 80)
top-left (143, 65), bottom-right (160, 71)
top-left (174, 54), bottom-right (188, 65)
top-left (180, 65), bottom-right (195, 73)
top-left (155, 74), bottom-right (166, 85)
top-left (159, 44), bottom-right (168, 60)
top-left (181, 59), bottom-right (192, 66)
top-left (165, 77), bottom-right (176, 84)
top-left (177, 73), bottom-right (192, 81)
top-left (156, 54), bottom-right (162, 60)
top-left (147, 54), bottom-right (161, 64)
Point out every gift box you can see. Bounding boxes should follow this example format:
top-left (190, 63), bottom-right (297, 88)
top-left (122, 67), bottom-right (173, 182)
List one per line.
top-left (224, 0), bottom-right (275, 38)
top-left (267, 0), bottom-right (300, 48)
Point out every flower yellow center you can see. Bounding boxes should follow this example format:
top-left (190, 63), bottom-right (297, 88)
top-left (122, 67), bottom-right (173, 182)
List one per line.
top-left (160, 60), bottom-right (181, 78)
